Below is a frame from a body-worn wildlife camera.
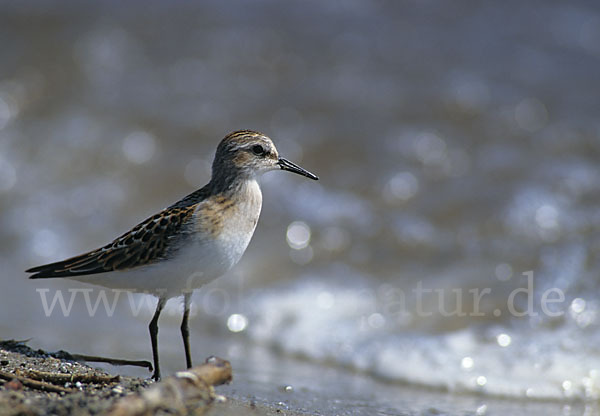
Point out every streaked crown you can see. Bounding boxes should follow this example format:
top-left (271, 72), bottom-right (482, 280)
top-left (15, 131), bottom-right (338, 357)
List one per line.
top-left (212, 130), bottom-right (279, 179)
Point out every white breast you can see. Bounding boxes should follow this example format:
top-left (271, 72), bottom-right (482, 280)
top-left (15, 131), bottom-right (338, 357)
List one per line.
top-left (208, 179), bottom-right (263, 274)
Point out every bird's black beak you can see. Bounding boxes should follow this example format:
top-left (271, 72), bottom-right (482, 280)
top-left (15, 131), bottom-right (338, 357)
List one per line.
top-left (278, 158), bottom-right (319, 180)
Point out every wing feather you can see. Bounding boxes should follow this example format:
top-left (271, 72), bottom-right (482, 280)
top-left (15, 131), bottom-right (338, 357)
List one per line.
top-left (26, 206), bottom-right (196, 279)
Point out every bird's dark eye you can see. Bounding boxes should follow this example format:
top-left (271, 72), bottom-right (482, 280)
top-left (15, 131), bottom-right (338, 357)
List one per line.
top-left (251, 144), bottom-right (266, 156)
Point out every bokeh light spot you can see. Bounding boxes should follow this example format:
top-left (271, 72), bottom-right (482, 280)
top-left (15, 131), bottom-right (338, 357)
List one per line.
top-left (383, 172), bottom-right (419, 202)
top-left (122, 131), bottom-right (157, 164)
top-left (495, 263), bottom-right (513, 281)
top-left (515, 98), bottom-right (548, 132)
top-left (286, 221), bottom-right (311, 249)
top-left (496, 333), bottom-right (511, 347)
top-left (227, 313), bottom-right (248, 332)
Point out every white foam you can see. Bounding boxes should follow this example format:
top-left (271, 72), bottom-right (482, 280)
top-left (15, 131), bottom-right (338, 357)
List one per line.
top-left (243, 274), bottom-right (600, 401)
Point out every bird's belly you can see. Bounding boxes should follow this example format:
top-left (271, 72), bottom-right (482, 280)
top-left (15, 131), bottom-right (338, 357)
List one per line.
top-left (68, 229), bottom-right (254, 297)
top-left (176, 229), bottom-right (255, 289)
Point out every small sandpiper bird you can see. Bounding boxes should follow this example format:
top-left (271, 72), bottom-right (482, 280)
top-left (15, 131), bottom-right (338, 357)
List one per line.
top-left (26, 130), bottom-right (318, 380)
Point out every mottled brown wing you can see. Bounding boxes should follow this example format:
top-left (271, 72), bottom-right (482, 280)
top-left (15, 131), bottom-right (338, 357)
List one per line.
top-left (26, 206), bottom-right (196, 279)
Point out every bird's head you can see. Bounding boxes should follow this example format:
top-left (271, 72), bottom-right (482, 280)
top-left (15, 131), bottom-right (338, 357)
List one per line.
top-left (213, 130), bottom-right (319, 181)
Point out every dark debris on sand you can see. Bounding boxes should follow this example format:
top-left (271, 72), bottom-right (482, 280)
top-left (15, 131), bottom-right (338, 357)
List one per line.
top-left (0, 340), bottom-right (239, 416)
top-left (0, 340), bottom-right (152, 416)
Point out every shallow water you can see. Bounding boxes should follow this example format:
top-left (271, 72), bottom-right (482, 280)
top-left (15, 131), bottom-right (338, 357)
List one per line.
top-left (2, 1), bottom-right (600, 414)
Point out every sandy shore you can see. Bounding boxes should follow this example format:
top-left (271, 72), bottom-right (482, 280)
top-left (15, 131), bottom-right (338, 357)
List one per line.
top-left (0, 340), bottom-right (309, 416)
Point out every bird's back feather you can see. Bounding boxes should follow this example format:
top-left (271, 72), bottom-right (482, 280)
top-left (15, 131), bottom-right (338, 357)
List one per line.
top-left (26, 204), bottom-right (196, 279)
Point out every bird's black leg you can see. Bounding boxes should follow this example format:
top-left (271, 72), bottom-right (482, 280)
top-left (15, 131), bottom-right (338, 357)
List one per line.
top-left (181, 292), bottom-right (193, 369)
top-left (149, 297), bottom-right (166, 381)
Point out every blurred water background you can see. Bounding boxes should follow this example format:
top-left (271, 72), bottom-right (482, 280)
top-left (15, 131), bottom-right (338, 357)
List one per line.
top-left (2, 1), bottom-right (600, 414)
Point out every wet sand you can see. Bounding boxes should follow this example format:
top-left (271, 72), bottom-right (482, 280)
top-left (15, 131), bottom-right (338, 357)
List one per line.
top-left (0, 340), bottom-right (311, 416)
top-left (1, 337), bottom-right (597, 416)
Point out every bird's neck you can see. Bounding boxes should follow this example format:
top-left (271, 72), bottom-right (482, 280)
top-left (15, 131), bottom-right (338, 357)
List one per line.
top-left (209, 172), bottom-right (260, 199)
top-left (210, 161), bottom-right (251, 191)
